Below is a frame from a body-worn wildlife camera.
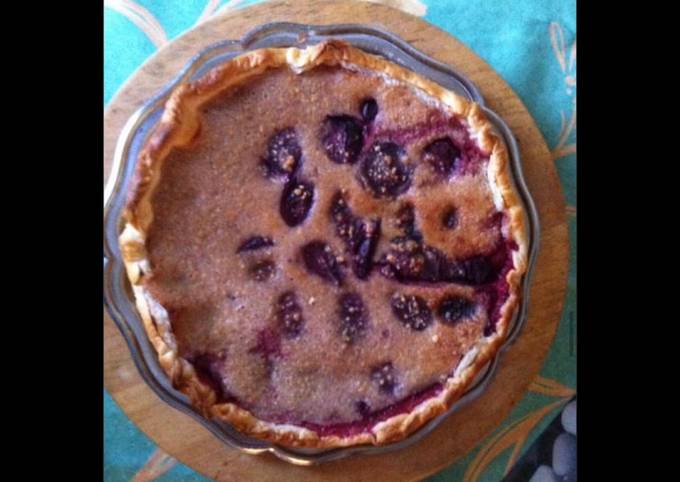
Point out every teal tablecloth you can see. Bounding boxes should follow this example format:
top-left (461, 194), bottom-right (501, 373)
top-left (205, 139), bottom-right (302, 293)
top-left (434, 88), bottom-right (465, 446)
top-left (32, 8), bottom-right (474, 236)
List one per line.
top-left (104, 1), bottom-right (576, 480)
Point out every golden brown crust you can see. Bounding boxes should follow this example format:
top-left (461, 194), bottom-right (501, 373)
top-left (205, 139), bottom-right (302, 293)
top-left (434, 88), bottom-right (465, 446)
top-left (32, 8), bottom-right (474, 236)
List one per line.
top-left (119, 40), bottom-right (529, 449)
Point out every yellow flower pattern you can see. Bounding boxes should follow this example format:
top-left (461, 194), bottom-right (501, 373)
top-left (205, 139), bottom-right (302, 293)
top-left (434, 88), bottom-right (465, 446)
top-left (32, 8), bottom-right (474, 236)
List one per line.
top-left (131, 448), bottom-right (177, 481)
top-left (550, 22), bottom-right (577, 162)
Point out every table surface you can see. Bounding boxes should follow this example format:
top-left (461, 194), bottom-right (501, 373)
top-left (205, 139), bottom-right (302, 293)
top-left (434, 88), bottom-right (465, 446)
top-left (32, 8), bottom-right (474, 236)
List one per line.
top-left (103, 1), bottom-right (576, 481)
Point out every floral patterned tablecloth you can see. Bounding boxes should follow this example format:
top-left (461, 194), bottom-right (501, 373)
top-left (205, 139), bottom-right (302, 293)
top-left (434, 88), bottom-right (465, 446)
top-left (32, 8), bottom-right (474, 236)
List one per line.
top-left (104, 1), bottom-right (576, 480)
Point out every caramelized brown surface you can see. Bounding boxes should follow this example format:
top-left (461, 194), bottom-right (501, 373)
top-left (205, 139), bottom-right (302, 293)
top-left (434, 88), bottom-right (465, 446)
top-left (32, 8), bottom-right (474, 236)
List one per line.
top-left (144, 66), bottom-right (501, 425)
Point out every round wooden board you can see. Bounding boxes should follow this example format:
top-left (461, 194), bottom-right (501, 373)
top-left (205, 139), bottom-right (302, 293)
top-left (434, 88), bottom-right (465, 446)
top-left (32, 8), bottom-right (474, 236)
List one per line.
top-left (103, 1), bottom-right (568, 480)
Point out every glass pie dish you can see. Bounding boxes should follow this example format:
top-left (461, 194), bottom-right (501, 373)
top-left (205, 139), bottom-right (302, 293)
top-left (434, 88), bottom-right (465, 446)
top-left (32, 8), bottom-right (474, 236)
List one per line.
top-left (103, 21), bottom-right (540, 466)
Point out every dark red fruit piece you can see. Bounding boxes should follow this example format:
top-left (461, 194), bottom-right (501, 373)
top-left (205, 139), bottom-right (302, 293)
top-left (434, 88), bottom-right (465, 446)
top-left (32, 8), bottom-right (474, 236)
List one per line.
top-left (280, 179), bottom-right (314, 227)
top-left (394, 203), bottom-right (421, 239)
top-left (355, 400), bottom-right (372, 418)
top-left (360, 141), bottom-right (412, 198)
top-left (237, 236), bottom-right (274, 253)
top-left (250, 259), bottom-right (276, 281)
top-left (444, 256), bottom-right (493, 285)
top-left (301, 241), bottom-right (344, 285)
top-left (441, 206), bottom-right (458, 229)
top-left (370, 362), bottom-right (397, 395)
top-left (330, 191), bottom-right (381, 279)
top-left (338, 292), bottom-right (368, 343)
top-left (353, 226), bottom-right (381, 279)
top-left (463, 256), bottom-right (494, 284)
top-left (390, 293), bottom-right (433, 331)
top-left (276, 291), bottom-right (304, 338)
top-left (378, 237), bottom-right (445, 283)
top-left (261, 127), bottom-right (302, 179)
top-left (437, 296), bottom-right (475, 324)
top-left (330, 191), bottom-right (356, 244)
top-left (423, 137), bottom-right (461, 177)
top-left (320, 115), bottom-right (364, 164)
top-left (360, 98), bottom-right (378, 122)
top-left (379, 237), bottom-right (498, 286)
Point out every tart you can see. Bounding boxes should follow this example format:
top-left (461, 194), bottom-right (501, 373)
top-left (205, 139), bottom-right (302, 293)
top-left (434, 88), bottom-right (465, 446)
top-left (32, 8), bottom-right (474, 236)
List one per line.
top-left (119, 41), bottom-right (528, 449)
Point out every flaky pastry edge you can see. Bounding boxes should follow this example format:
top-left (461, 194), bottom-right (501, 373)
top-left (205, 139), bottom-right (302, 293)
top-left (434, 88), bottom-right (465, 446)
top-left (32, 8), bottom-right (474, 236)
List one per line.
top-left (118, 40), bottom-right (529, 449)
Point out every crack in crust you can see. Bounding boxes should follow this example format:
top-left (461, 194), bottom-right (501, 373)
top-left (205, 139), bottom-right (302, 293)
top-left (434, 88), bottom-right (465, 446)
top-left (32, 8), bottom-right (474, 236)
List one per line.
top-left (118, 40), bottom-right (529, 449)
